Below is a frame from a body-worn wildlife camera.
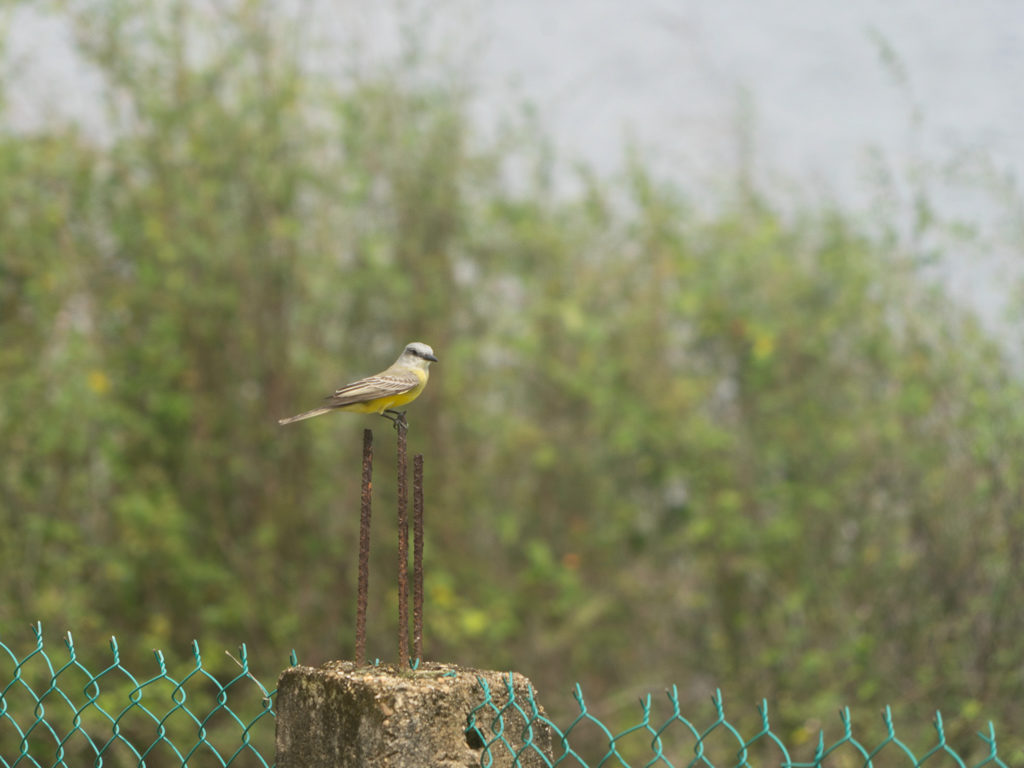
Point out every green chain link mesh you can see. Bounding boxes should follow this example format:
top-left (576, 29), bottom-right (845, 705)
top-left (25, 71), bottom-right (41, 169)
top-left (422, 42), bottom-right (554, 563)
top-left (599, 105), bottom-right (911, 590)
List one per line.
top-left (467, 675), bottom-right (1010, 768)
top-left (2, 627), bottom-right (1013, 767)
top-left (0, 624), bottom-right (293, 767)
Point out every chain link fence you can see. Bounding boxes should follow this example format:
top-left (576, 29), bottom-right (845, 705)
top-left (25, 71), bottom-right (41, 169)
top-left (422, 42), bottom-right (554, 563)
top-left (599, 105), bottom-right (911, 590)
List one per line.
top-left (1, 626), bottom-right (1013, 767)
top-left (468, 674), bottom-right (1011, 768)
top-left (0, 624), bottom-right (292, 767)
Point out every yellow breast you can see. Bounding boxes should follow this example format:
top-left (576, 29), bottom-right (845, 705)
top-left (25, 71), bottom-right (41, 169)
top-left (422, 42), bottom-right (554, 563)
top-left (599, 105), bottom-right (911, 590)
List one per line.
top-left (340, 368), bottom-right (429, 414)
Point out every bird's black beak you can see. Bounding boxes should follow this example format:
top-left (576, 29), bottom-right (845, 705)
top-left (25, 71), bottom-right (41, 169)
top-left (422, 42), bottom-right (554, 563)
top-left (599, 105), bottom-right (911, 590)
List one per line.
top-left (425, 352), bottom-right (438, 362)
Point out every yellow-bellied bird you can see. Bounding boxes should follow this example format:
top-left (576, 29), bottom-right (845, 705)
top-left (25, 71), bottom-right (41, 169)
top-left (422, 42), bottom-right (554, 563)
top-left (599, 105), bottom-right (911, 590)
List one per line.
top-left (278, 342), bottom-right (437, 426)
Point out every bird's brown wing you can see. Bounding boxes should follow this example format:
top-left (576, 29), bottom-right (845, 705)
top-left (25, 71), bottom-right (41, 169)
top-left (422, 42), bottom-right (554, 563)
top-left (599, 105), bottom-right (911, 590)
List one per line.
top-left (326, 371), bottom-right (421, 406)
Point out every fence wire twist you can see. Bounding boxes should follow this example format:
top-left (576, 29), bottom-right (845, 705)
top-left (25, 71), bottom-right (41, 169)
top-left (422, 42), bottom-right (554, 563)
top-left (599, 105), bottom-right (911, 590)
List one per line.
top-left (0, 623), bottom-right (293, 768)
top-left (467, 675), bottom-right (1010, 768)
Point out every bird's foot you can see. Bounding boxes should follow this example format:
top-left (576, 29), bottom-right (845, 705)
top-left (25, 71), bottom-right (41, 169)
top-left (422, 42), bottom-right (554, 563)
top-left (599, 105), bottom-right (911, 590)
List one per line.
top-left (381, 409), bottom-right (408, 430)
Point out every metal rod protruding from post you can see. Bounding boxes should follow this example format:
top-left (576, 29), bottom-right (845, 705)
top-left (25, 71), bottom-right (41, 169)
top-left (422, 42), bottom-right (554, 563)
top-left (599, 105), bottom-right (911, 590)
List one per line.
top-left (396, 414), bottom-right (410, 668)
top-left (356, 428), bottom-right (373, 666)
top-left (413, 453), bottom-right (424, 662)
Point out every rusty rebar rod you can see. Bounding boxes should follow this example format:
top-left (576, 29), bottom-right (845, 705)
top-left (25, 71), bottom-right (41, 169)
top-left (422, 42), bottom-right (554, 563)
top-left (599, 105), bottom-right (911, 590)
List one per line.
top-left (356, 428), bottom-right (373, 666)
top-left (396, 414), bottom-right (410, 668)
top-left (413, 453), bottom-right (424, 662)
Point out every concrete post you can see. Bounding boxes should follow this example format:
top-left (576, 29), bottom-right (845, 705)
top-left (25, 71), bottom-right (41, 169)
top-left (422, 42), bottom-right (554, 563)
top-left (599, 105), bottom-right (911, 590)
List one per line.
top-left (276, 661), bottom-right (553, 768)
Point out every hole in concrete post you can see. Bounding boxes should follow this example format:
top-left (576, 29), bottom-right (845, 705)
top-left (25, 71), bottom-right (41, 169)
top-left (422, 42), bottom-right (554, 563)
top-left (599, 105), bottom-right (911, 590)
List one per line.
top-left (465, 725), bottom-right (485, 750)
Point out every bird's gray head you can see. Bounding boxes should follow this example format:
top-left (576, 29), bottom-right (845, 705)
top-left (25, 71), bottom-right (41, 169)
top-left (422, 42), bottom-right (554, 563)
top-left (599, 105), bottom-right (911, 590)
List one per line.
top-left (401, 341), bottom-right (438, 365)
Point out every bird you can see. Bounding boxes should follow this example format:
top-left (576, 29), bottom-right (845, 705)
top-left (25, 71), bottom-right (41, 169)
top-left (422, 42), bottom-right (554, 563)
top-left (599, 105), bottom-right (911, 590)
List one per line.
top-left (278, 342), bottom-right (438, 426)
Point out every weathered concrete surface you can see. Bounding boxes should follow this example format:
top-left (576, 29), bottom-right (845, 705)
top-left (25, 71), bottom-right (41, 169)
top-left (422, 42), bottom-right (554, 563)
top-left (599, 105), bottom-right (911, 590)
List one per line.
top-left (276, 661), bottom-right (553, 768)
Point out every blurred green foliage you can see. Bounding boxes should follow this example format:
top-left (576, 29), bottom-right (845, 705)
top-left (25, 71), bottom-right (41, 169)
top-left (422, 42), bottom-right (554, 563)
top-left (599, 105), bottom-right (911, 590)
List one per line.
top-left (1, 1), bottom-right (1022, 764)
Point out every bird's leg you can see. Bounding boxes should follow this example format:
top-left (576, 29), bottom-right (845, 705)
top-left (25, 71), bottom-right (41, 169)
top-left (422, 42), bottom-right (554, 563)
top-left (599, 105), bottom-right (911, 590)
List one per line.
top-left (381, 409), bottom-right (408, 430)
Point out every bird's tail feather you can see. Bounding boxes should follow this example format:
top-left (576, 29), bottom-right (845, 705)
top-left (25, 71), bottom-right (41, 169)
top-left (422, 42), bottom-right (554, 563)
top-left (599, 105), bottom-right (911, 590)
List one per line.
top-left (277, 406), bottom-right (333, 425)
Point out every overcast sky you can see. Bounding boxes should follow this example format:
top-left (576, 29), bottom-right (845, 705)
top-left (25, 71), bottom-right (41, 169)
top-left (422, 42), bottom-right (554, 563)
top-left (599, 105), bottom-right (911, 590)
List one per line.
top-left (477, 1), bottom-right (1024, 197)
